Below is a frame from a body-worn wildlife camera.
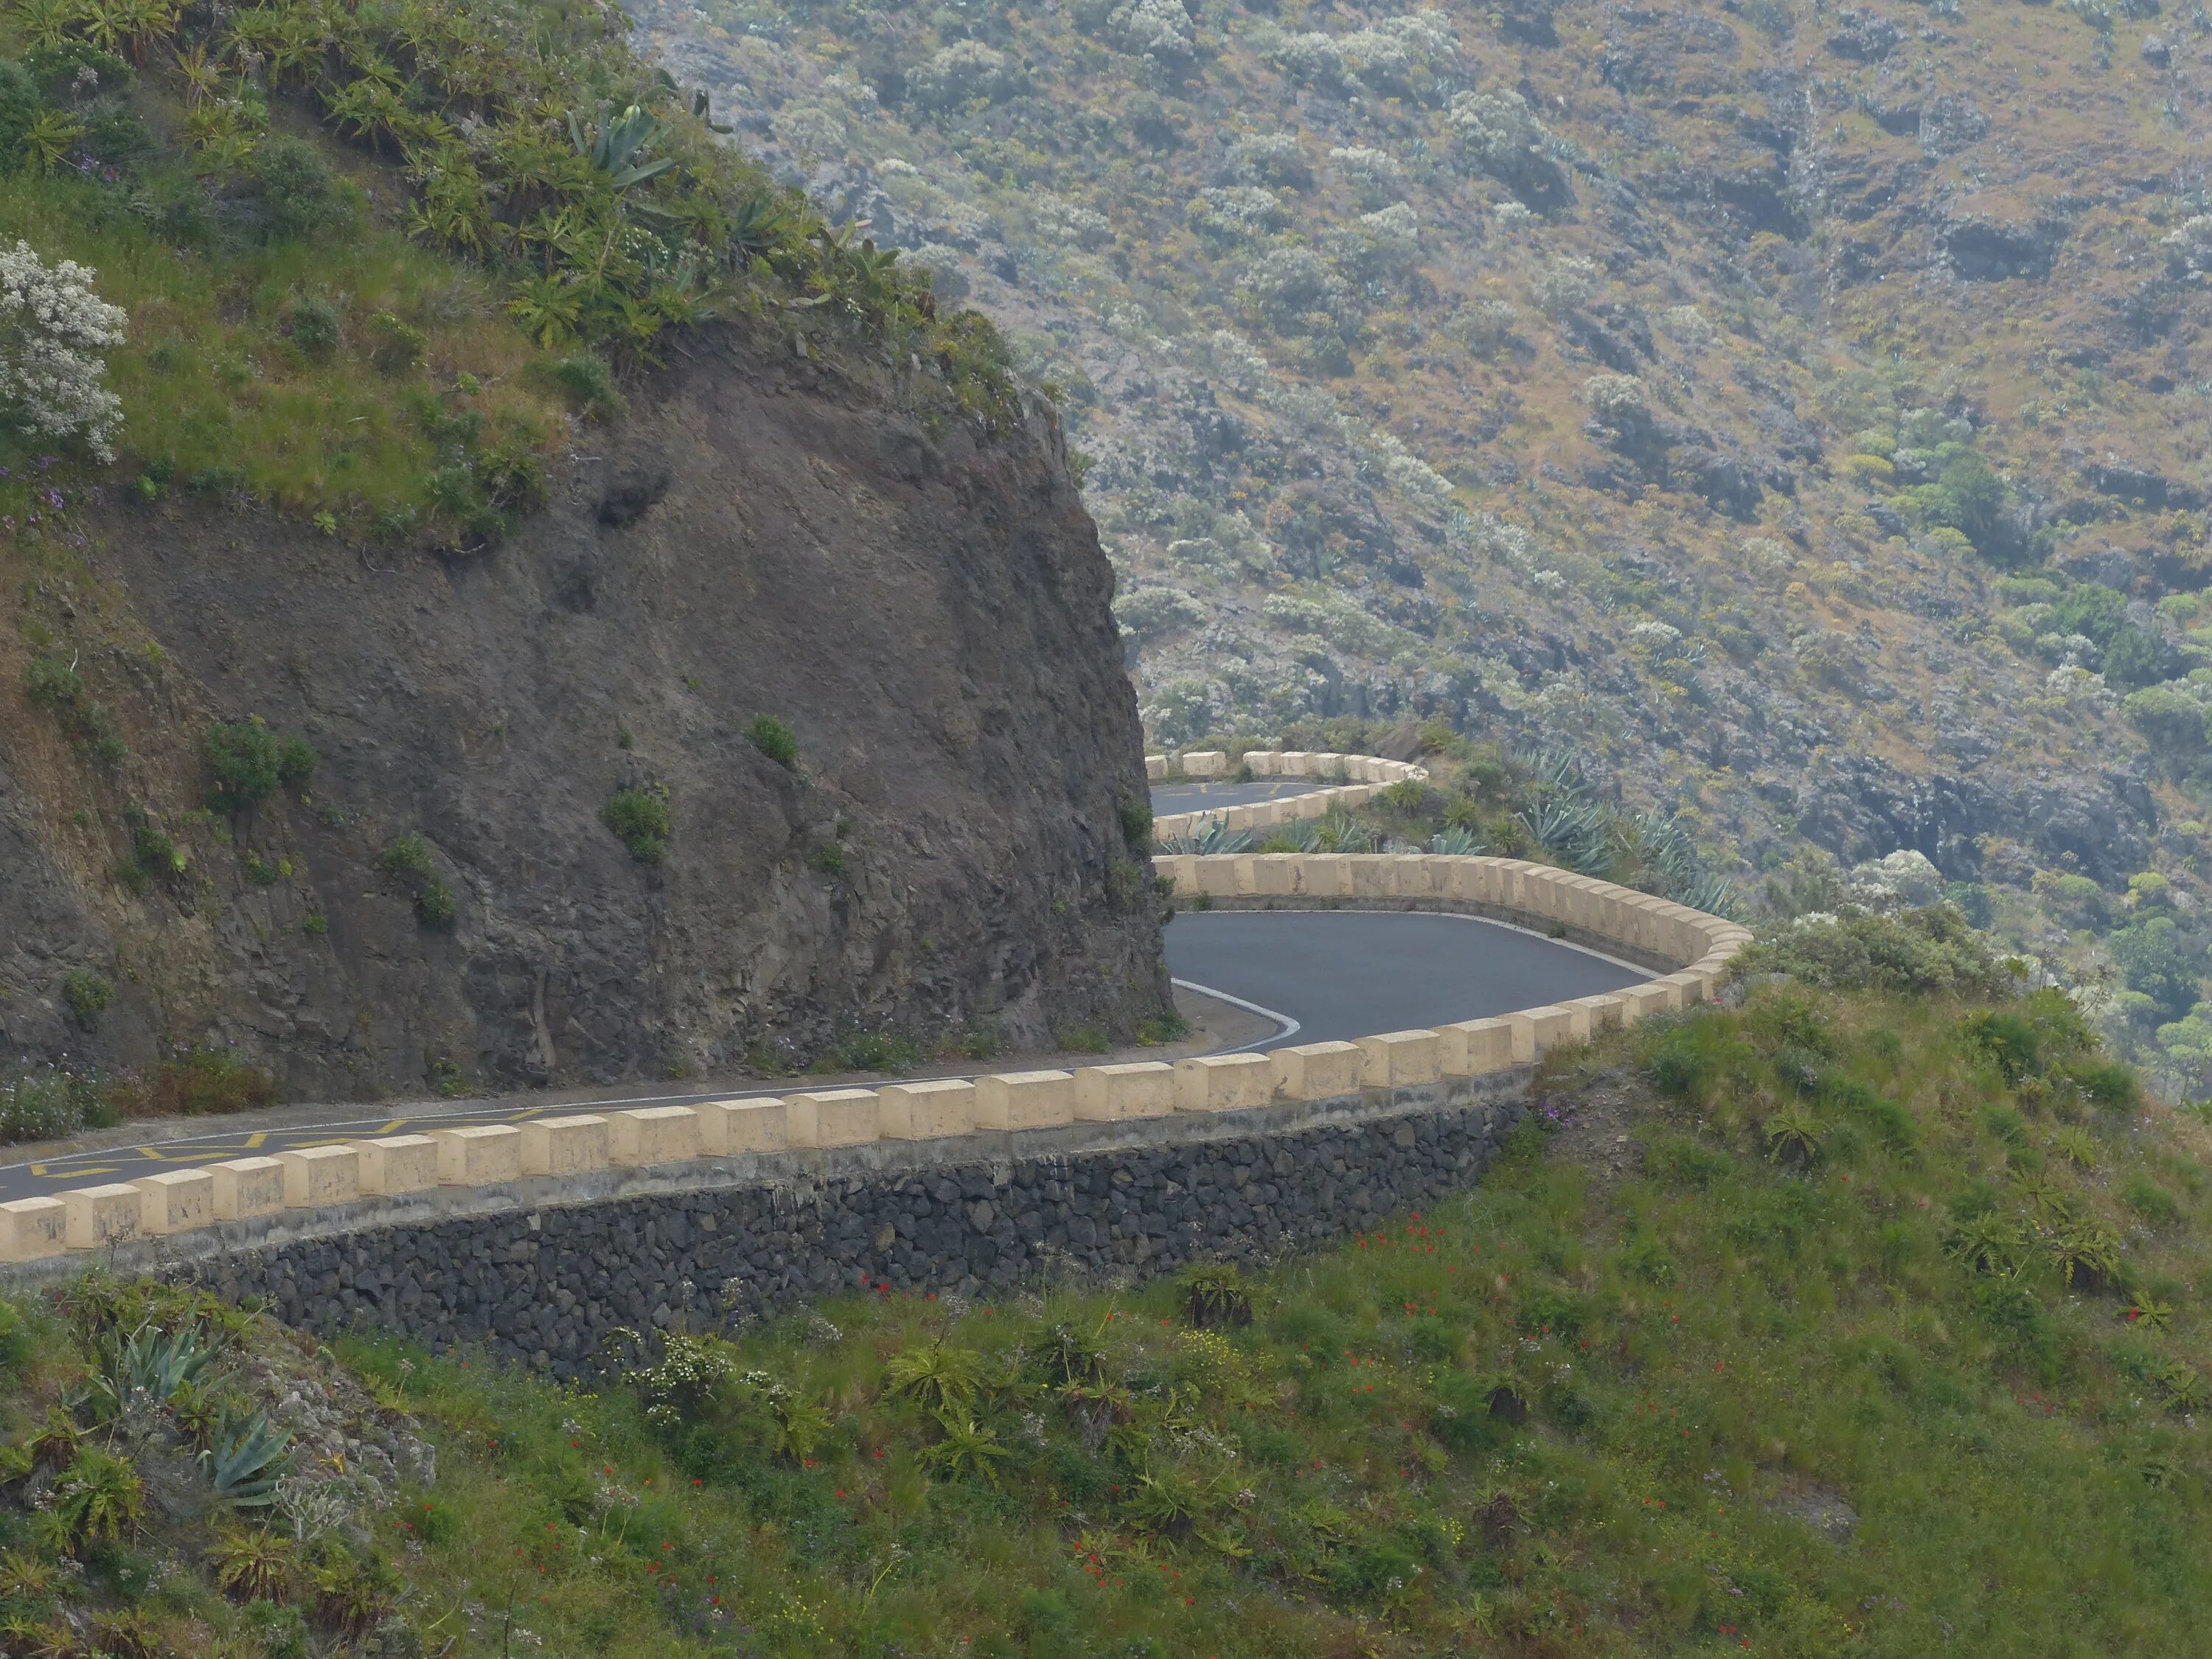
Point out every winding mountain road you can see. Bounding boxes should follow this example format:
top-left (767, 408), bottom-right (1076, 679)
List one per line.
top-left (0, 778), bottom-right (1638, 1204)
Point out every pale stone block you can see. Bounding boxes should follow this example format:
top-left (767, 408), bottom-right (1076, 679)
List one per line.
top-left (133, 1169), bottom-right (215, 1235)
top-left (1348, 856), bottom-right (1397, 899)
top-left (211, 1157), bottom-right (288, 1220)
top-left (1270, 1040), bottom-right (1363, 1101)
top-left (433, 1124), bottom-right (523, 1186)
top-left (1279, 751), bottom-right (1314, 776)
top-left (1192, 855), bottom-right (1245, 896)
top-left (1146, 755), bottom-right (1166, 780)
top-left (1181, 750), bottom-right (1227, 777)
top-left (1569, 993), bottom-right (1627, 1033)
top-left (276, 1144), bottom-right (361, 1208)
top-left (63, 1185), bottom-right (141, 1249)
top-left (0, 1197), bottom-right (67, 1261)
top-left (1298, 855), bottom-right (1352, 897)
top-left (1311, 752), bottom-right (1348, 779)
top-left (1391, 854), bottom-right (1434, 897)
top-left (1155, 854), bottom-right (1197, 896)
top-left (1252, 853), bottom-right (1300, 895)
top-left (881, 1079), bottom-right (975, 1138)
top-left (1506, 1005), bottom-right (1579, 1063)
top-left (703, 1099), bottom-right (789, 1154)
top-left (1662, 968), bottom-right (1714, 1003)
top-left (786, 1089), bottom-right (880, 1147)
top-left (1175, 1053), bottom-right (1273, 1111)
top-left (1437, 1018), bottom-right (1514, 1076)
top-left (1245, 751), bottom-right (1283, 776)
top-left (975, 1071), bottom-right (1075, 1130)
top-left (1618, 982), bottom-right (1678, 1023)
top-left (355, 1135), bottom-right (438, 1195)
top-left (521, 1114), bottom-right (611, 1176)
top-left (1074, 1062), bottom-right (1175, 1121)
top-left (1359, 1029), bottom-right (1442, 1087)
top-left (607, 1105), bottom-right (703, 1167)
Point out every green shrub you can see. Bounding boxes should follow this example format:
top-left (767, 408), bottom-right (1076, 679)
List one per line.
top-left (204, 718), bottom-right (317, 811)
top-left (122, 1046), bottom-right (276, 1116)
top-left (380, 833), bottom-right (456, 928)
top-left (289, 297), bottom-right (342, 363)
top-left (606, 785), bottom-right (672, 863)
top-left (0, 1062), bottom-right (116, 1143)
top-left (250, 137), bottom-right (355, 239)
top-left (1739, 905), bottom-right (2014, 997)
top-left (62, 970), bottom-right (112, 1026)
top-left (748, 715), bottom-right (799, 769)
top-left (1119, 796), bottom-right (1154, 854)
top-left (831, 1029), bottom-right (922, 1072)
top-left (476, 442), bottom-right (547, 515)
top-left (549, 355), bottom-right (627, 420)
top-left (2124, 1175), bottom-right (2180, 1228)
top-left (366, 310), bottom-right (426, 375)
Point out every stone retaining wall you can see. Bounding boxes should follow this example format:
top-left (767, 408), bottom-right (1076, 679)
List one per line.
top-left (175, 1086), bottom-right (1525, 1376)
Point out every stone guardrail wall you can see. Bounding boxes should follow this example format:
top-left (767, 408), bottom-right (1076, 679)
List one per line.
top-left (0, 758), bottom-right (1748, 1284)
top-left (1146, 747), bottom-right (1427, 844)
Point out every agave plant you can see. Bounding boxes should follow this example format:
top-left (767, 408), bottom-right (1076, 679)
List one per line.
top-left (568, 103), bottom-right (678, 192)
top-left (89, 1321), bottom-right (215, 1418)
top-left (1428, 824), bottom-right (1484, 855)
top-left (1159, 817), bottom-right (1255, 856)
top-left (204, 1408), bottom-right (294, 1507)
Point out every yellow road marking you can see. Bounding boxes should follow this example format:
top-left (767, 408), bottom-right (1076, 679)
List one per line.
top-left (379, 1119), bottom-right (405, 1133)
top-left (246, 1132), bottom-right (267, 1148)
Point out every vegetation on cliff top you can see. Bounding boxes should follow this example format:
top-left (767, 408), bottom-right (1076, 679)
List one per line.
top-left (6, 919), bottom-right (2211, 1655)
top-left (0, 0), bottom-right (1018, 543)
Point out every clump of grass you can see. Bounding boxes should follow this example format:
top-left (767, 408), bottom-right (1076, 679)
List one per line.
top-left (379, 832), bottom-right (456, 928)
top-left (111, 1046), bottom-right (277, 1117)
top-left (747, 715), bottom-right (799, 770)
top-left (0, 1062), bottom-right (116, 1144)
top-left (606, 785), bottom-right (672, 864)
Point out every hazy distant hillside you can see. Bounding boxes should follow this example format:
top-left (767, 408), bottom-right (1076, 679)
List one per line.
top-left (629, 0), bottom-right (2212, 1092)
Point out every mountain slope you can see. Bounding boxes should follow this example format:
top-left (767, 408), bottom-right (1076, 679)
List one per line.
top-left (625, 0), bottom-right (2212, 1087)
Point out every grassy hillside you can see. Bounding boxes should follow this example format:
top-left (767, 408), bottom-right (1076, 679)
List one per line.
top-left (618, 0), bottom-right (2212, 1100)
top-left (6, 933), bottom-right (2210, 1656)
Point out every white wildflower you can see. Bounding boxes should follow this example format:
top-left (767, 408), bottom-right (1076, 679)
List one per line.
top-left (0, 240), bottom-right (126, 463)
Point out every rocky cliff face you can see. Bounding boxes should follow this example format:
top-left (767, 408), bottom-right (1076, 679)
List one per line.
top-left (1, 333), bottom-right (1163, 1099)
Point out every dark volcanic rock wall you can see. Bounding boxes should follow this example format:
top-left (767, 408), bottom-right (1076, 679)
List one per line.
top-left (186, 1094), bottom-right (1524, 1376)
top-left (0, 335), bottom-right (1163, 1096)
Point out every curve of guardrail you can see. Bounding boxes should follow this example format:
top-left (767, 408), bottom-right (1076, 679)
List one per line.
top-left (0, 751), bottom-right (1749, 1272)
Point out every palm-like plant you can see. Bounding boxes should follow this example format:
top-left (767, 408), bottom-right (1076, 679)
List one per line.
top-left (19, 111), bottom-right (81, 173)
top-left (49, 1447), bottom-right (145, 1548)
top-left (883, 1342), bottom-right (984, 1418)
top-left (2044, 1217), bottom-right (2123, 1290)
top-left (1945, 1210), bottom-right (2024, 1277)
top-left (210, 1526), bottom-right (299, 1602)
top-left (1764, 1107), bottom-right (1824, 1169)
top-left (918, 1415), bottom-right (1008, 1485)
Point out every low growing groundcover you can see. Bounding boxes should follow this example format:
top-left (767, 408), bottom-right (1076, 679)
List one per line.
top-left (1, 976), bottom-right (2208, 1657)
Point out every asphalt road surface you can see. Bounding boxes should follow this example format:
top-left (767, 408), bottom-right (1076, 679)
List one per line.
top-left (1164, 909), bottom-right (1644, 1050)
top-left (0, 911), bottom-right (1641, 1201)
top-left (1150, 778), bottom-right (1333, 813)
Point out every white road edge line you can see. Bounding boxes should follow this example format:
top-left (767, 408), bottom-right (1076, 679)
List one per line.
top-left (1172, 977), bottom-right (1301, 1055)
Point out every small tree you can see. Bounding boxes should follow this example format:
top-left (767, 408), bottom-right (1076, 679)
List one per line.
top-left (0, 240), bottom-right (126, 462)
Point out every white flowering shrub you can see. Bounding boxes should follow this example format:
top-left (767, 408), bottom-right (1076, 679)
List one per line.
top-left (1846, 849), bottom-right (1945, 910)
top-left (1536, 256), bottom-right (1601, 316)
top-left (1581, 372), bottom-right (1647, 427)
top-left (1114, 585), bottom-right (1208, 641)
top-left (0, 240), bottom-right (127, 464)
top-left (1338, 13), bottom-right (1459, 98)
top-left (1187, 185), bottom-right (1292, 241)
top-left (1203, 327), bottom-right (1272, 395)
top-left (1329, 144), bottom-right (1406, 208)
top-left (1270, 32), bottom-right (1347, 87)
top-left (1493, 201), bottom-right (1534, 229)
top-left (1236, 247), bottom-right (1357, 334)
top-left (2163, 214), bottom-right (2212, 281)
top-left (908, 42), bottom-right (1015, 110)
top-left (1627, 618), bottom-right (1685, 653)
top-left (1225, 133), bottom-right (1311, 189)
top-left (1660, 303), bottom-right (1718, 349)
top-left (1458, 299), bottom-right (1521, 358)
top-left (1110, 0), bottom-right (1195, 66)
top-left (1030, 193), bottom-right (1114, 250)
top-left (1364, 429), bottom-right (1451, 507)
top-left (902, 242), bottom-right (971, 302)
